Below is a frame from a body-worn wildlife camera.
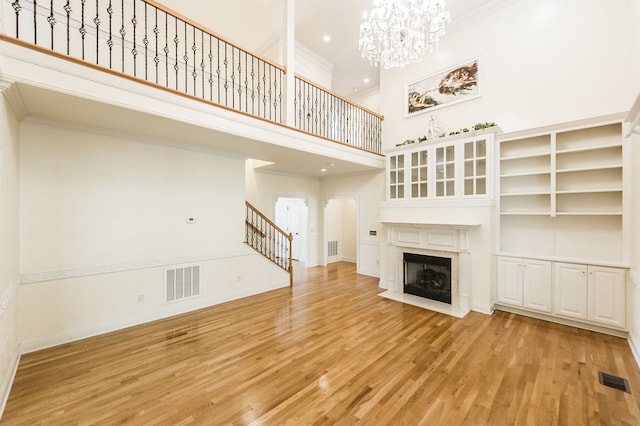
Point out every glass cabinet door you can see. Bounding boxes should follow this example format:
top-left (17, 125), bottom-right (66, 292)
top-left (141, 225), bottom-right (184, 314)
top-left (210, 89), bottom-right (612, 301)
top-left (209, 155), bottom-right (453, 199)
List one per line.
top-left (463, 139), bottom-right (487, 196)
top-left (410, 149), bottom-right (428, 198)
top-left (435, 145), bottom-right (455, 197)
top-left (389, 154), bottom-right (405, 199)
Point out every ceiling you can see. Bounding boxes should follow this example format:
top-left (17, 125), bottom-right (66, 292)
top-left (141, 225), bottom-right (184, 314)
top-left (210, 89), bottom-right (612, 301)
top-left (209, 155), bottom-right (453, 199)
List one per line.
top-left (159, 0), bottom-right (515, 97)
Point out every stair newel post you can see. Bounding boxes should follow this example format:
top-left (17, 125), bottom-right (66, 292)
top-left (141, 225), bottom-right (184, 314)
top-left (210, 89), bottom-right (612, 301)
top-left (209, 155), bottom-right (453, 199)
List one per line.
top-left (288, 232), bottom-right (293, 286)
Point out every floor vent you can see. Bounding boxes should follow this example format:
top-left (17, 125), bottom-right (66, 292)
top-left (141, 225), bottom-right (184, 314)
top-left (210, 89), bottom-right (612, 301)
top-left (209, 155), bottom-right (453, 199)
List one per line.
top-left (165, 265), bottom-right (200, 303)
top-left (328, 240), bottom-right (338, 257)
top-left (598, 371), bottom-right (631, 393)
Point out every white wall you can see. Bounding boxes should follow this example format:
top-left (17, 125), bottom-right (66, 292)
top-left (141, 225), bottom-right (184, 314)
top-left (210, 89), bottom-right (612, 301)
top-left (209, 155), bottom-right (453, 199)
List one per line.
top-left (320, 171), bottom-right (386, 277)
top-left (629, 0), bottom-right (640, 364)
top-left (380, 0), bottom-right (635, 147)
top-left (0, 94), bottom-right (21, 417)
top-left (245, 164), bottom-right (322, 266)
top-left (18, 121), bottom-right (288, 349)
top-left (325, 198), bottom-right (357, 263)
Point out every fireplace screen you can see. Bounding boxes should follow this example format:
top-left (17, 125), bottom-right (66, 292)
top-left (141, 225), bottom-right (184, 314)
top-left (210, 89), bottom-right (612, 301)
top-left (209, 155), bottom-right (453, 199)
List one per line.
top-left (403, 253), bottom-right (452, 304)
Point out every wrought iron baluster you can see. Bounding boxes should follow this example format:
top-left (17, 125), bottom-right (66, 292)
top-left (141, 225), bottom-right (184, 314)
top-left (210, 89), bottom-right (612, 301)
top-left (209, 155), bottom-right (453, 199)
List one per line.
top-left (153, 7), bottom-right (159, 83)
top-left (230, 46), bottom-right (235, 109)
top-left (93, 0), bottom-right (100, 64)
top-left (279, 71), bottom-right (283, 123)
top-left (64, 0), bottom-right (71, 54)
top-left (208, 34), bottom-right (213, 101)
top-left (244, 52), bottom-right (248, 113)
top-left (80, 0), bottom-right (87, 59)
top-left (132, 0), bottom-right (138, 76)
top-left (173, 17), bottom-right (178, 90)
top-left (223, 42), bottom-right (228, 106)
top-left (47, 0), bottom-right (55, 50)
top-left (250, 56), bottom-right (255, 115)
top-left (107, 0), bottom-right (113, 68)
top-left (32, 0), bottom-right (36, 45)
top-left (268, 65), bottom-right (272, 121)
top-left (164, 12), bottom-right (168, 87)
top-left (120, 0), bottom-right (125, 72)
top-left (257, 61), bottom-right (262, 118)
top-left (183, 22), bottom-right (188, 93)
top-left (216, 38), bottom-right (221, 104)
top-left (200, 31), bottom-right (205, 98)
top-left (143, 2), bottom-right (149, 80)
top-left (12, 0), bottom-right (21, 39)
top-left (192, 26), bottom-right (197, 96)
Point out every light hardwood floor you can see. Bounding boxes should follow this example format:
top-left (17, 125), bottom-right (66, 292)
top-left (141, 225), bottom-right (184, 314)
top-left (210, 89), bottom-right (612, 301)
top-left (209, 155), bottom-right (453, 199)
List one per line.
top-left (3, 262), bottom-right (640, 424)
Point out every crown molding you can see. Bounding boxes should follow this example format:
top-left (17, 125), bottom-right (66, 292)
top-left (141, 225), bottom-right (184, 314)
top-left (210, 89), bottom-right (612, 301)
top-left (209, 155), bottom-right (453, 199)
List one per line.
top-left (0, 78), bottom-right (27, 120)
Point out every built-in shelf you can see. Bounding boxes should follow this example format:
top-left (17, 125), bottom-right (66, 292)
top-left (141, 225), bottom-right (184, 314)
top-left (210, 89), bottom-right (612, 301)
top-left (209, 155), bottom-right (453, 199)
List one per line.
top-left (497, 115), bottom-right (625, 264)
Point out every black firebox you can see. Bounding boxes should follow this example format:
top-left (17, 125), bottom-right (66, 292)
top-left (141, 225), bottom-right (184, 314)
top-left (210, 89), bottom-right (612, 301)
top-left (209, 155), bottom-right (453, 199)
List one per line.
top-left (403, 253), bottom-right (452, 304)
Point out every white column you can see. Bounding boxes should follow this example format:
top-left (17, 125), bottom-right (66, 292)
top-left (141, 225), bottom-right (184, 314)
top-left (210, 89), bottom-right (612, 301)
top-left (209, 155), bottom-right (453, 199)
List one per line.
top-left (283, 0), bottom-right (296, 126)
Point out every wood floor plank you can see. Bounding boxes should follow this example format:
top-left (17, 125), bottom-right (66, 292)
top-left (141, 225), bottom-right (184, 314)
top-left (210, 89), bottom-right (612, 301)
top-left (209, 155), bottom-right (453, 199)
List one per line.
top-left (3, 262), bottom-right (640, 425)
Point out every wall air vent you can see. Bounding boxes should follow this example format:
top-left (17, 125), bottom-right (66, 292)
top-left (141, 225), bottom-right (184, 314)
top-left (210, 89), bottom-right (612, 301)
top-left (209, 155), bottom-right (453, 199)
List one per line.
top-left (328, 240), bottom-right (338, 257)
top-left (165, 265), bottom-right (200, 303)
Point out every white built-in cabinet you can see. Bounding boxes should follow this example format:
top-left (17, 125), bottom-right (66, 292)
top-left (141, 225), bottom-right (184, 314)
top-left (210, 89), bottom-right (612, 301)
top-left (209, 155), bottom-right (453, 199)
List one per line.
top-left (554, 263), bottom-right (626, 328)
top-left (497, 257), bottom-right (552, 312)
top-left (496, 116), bottom-right (628, 332)
top-left (386, 132), bottom-right (495, 201)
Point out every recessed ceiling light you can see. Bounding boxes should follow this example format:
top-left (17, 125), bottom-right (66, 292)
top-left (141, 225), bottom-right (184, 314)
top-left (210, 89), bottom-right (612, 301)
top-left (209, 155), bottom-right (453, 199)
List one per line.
top-left (323, 35), bottom-right (331, 42)
top-left (363, 78), bottom-right (370, 83)
top-left (321, 168), bottom-right (328, 172)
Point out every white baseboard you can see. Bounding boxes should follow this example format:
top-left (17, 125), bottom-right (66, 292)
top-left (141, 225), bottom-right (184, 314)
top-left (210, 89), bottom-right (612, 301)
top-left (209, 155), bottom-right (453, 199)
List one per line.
top-left (0, 351), bottom-right (20, 421)
top-left (471, 302), bottom-right (493, 315)
top-left (495, 304), bottom-right (628, 338)
top-left (629, 335), bottom-right (640, 369)
top-left (20, 281), bottom-right (289, 354)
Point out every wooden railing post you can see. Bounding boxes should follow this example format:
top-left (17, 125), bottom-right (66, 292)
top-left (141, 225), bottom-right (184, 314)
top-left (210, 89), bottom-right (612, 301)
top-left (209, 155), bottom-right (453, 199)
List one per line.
top-left (288, 232), bottom-right (293, 287)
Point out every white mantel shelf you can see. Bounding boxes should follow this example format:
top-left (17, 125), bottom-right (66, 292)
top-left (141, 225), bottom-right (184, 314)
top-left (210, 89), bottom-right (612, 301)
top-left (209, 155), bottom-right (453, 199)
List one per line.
top-left (380, 220), bottom-right (480, 228)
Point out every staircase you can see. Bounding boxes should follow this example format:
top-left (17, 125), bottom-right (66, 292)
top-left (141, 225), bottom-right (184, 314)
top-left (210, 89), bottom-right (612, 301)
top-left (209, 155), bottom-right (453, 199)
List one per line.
top-left (245, 201), bottom-right (293, 286)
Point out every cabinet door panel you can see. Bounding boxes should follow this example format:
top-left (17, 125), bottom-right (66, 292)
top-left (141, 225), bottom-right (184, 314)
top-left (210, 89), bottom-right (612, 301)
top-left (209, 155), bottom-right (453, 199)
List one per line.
top-left (553, 263), bottom-right (588, 319)
top-left (588, 266), bottom-right (625, 328)
top-left (497, 257), bottom-right (522, 306)
top-left (522, 260), bottom-right (552, 312)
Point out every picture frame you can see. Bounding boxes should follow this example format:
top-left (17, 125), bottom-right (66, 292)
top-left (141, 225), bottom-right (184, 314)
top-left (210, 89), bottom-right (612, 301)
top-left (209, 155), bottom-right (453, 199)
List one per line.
top-left (406, 57), bottom-right (480, 117)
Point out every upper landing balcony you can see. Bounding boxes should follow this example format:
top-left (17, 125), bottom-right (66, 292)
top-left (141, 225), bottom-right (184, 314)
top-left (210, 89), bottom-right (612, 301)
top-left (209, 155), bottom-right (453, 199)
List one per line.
top-left (0, 0), bottom-right (384, 177)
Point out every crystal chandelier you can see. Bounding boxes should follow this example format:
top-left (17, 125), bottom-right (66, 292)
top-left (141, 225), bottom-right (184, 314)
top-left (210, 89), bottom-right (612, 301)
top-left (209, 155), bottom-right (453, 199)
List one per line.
top-left (359, 0), bottom-right (451, 69)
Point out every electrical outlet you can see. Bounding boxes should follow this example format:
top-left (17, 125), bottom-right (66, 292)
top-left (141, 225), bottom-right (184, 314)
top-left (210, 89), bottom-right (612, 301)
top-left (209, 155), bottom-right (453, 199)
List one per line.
top-left (137, 294), bottom-right (144, 303)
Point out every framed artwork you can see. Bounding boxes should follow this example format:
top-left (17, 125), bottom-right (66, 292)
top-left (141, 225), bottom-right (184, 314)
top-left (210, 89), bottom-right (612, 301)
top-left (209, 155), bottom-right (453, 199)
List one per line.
top-left (406, 57), bottom-right (480, 117)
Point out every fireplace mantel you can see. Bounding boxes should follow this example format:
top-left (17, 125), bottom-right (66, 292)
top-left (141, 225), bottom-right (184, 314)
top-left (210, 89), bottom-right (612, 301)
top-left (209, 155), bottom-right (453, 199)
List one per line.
top-left (380, 222), bottom-right (477, 317)
top-left (380, 219), bottom-right (480, 228)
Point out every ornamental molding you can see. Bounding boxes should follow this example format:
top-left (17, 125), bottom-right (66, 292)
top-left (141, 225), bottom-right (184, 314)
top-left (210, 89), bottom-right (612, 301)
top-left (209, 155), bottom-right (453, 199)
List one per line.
top-left (631, 269), bottom-right (640, 289)
top-left (20, 249), bottom-right (254, 284)
top-left (0, 281), bottom-right (19, 315)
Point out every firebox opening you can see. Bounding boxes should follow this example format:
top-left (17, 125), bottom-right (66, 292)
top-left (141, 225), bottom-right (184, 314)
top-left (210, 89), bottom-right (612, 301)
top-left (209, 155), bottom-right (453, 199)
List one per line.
top-left (403, 253), bottom-right (452, 304)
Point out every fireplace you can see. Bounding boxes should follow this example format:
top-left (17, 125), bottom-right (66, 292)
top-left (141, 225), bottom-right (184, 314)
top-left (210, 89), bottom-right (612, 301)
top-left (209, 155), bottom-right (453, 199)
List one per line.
top-left (378, 222), bottom-right (476, 318)
top-left (403, 253), bottom-right (452, 304)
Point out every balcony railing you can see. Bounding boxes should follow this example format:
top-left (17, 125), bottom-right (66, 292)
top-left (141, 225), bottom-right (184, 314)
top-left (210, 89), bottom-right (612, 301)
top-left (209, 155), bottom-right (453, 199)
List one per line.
top-left (1, 0), bottom-right (383, 154)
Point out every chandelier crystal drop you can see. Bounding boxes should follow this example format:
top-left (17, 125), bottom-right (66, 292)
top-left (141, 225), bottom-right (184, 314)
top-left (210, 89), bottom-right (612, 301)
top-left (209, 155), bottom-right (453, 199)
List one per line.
top-left (359, 0), bottom-right (450, 69)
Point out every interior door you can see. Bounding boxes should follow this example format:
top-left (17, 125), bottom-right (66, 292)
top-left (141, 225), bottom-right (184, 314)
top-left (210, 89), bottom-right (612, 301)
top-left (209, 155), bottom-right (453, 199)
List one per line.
top-left (275, 198), bottom-right (303, 261)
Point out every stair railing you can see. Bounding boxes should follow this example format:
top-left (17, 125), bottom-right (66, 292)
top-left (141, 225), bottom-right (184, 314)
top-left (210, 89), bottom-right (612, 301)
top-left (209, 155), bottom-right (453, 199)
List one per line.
top-left (245, 201), bottom-right (293, 286)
